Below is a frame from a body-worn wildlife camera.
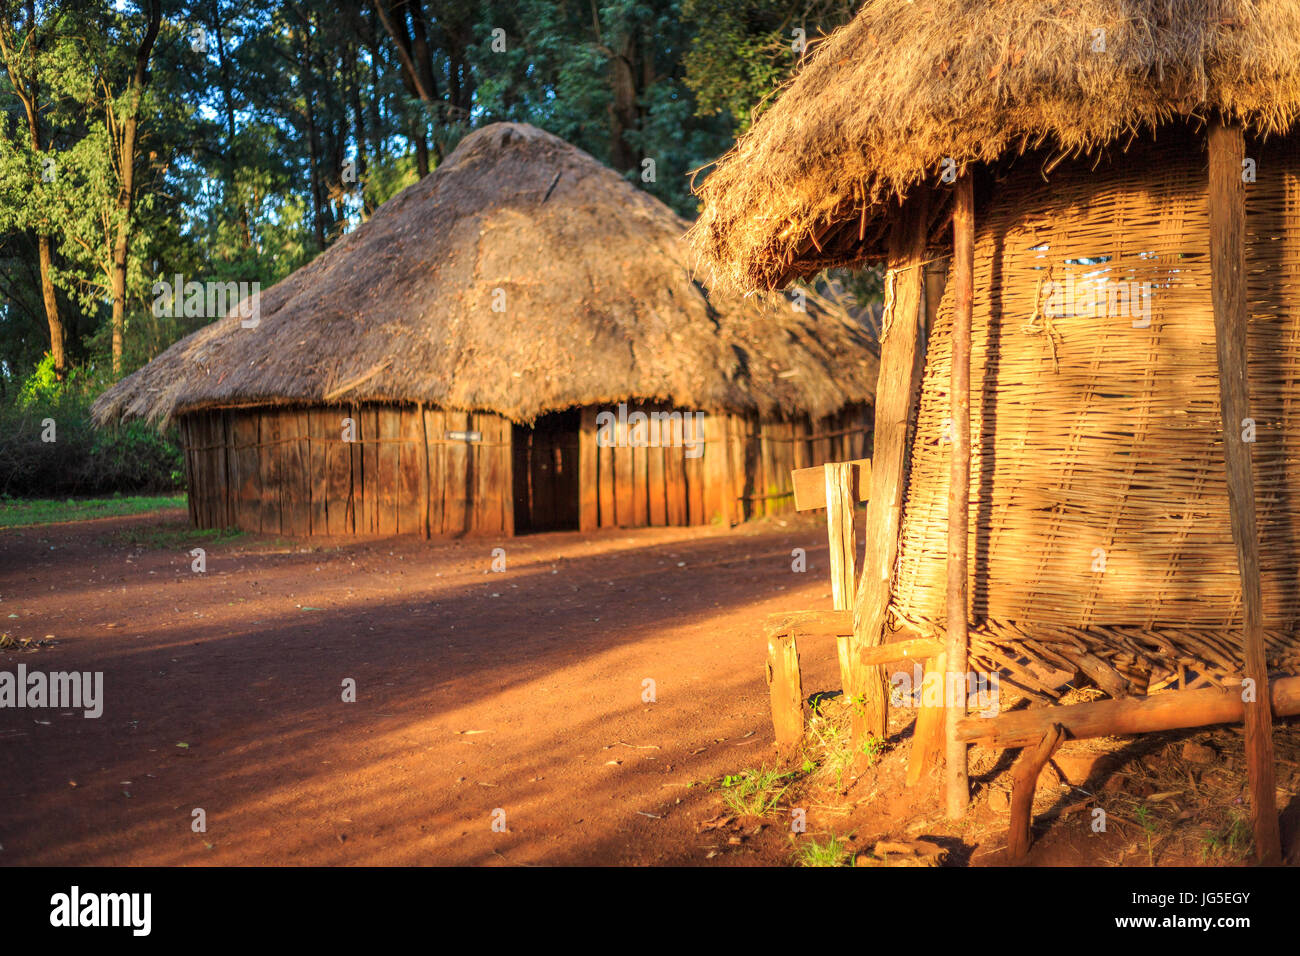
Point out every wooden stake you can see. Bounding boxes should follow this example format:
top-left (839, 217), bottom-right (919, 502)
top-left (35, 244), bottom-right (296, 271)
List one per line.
top-left (765, 630), bottom-right (804, 749)
top-left (906, 651), bottom-right (947, 787)
top-left (1007, 724), bottom-right (1065, 861)
top-left (850, 185), bottom-right (931, 748)
top-left (824, 462), bottom-right (857, 612)
top-left (945, 172), bottom-right (974, 821)
top-left (1208, 118), bottom-right (1281, 865)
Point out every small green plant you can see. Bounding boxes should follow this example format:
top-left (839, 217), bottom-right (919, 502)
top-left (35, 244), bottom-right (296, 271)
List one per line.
top-left (1200, 810), bottom-right (1251, 863)
top-left (859, 735), bottom-right (885, 765)
top-left (1134, 803), bottom-right (1160, 866)
top-left (718, 768), bottom-right (794, 816)
top-left (796, 835), bottom-right (851, 867)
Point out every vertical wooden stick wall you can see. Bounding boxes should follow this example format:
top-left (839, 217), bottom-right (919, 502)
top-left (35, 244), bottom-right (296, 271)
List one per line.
top-left (1207, 119), bottom-right (1281, 864)
top-left (945, 174), bottom-right (974, 821)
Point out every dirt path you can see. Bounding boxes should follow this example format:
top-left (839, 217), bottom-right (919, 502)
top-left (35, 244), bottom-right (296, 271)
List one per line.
top-left (0, 510), bottom-right (848, 866)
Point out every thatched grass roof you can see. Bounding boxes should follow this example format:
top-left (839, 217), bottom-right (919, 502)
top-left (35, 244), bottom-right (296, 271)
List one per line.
top-left (95, 123), bottom-right (877, 427)
top-left (691, 0), bottom-right (1300, 292)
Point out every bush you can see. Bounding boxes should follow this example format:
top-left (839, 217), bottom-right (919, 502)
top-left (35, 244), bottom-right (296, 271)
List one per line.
top-left (0, 358), bottom-right (183, 497)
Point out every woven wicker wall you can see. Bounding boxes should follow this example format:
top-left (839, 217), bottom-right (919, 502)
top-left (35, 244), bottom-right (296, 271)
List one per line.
top-left (892, 130), bottom-right (1300, 657)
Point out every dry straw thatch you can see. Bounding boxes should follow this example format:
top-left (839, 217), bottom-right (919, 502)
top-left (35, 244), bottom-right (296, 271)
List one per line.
top-left (691, 0), bottom-right (1300, 292)
top-left (95, 123), bottom-right (877, 428)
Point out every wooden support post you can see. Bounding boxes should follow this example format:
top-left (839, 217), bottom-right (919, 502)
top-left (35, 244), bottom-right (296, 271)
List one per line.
top-left (765, 629), bottom-right (804, 749)
top-left (906, 651), bottom-right (947, 788)
top-left (850, 185), bottom-right (931, 751)
top-left (944, 172), bottom-right (974, 821)
top-left (1208, 118), bottom-right (1281, 865)
top-left (1007, 724), bottom-right (1065, 861)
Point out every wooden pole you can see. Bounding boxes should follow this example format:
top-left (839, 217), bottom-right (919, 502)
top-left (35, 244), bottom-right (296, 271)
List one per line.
top-left (850, 185), bottom-right (931, 750)
top-left (1207, 118), bottom-right (1282, 864)
top-left (906, 650), bottom-right (947, 787)
top-left (944, 173), bottom-right (974, 820)
top-left (1007, 724), bottom-right (1065, 861)
top-left (765, 630), bottom-right (804, 749)
top-left (957, 672), bottom-right (1300, 748)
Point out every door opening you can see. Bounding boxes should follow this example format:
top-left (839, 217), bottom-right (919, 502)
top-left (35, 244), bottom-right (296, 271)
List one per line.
top-left (512, 409), bottom-right (580, 533)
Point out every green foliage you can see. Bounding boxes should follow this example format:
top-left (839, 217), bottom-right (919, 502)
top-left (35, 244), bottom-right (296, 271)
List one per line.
top-left (0, 494), bottom-right (185, 529)
top-left (0, 361), bottom-right (182, 497)
top-left (718, 767), bottom-right (795, 816)
top-left (682, 1), bottom-right (860, 134)
top-left (796, 834), bottom-right (851, 867)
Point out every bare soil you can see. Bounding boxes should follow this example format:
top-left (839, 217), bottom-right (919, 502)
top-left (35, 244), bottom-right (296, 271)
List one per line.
top-left (2, 509), bottom-right (1296, 866)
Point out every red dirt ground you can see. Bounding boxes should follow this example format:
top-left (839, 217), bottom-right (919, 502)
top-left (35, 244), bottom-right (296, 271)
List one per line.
top-left (3, 508), bottom-right (1296, 866)
top-left (0, 509), bottom-right (855, 866)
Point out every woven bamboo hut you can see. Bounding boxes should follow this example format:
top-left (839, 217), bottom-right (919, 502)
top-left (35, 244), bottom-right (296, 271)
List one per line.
top-left (693, 1), bottom-right (1300, 860)
top-left (93, 123), bottom-right (876, 538)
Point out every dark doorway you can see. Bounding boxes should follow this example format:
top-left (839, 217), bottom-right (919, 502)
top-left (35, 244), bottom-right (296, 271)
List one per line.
top-left (512, 409), bottom-right (581, 532)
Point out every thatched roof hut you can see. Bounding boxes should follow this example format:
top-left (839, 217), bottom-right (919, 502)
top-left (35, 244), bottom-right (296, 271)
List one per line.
top-left (97, 123), bottom-right (876, 537)
top-left (693, 1), bottom-right (1300, 852)
top-left (693, 0), bottom-right (1300, 291)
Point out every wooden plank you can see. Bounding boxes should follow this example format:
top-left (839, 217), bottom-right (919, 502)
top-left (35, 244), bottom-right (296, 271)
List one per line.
top-left (579, 407), bottom-right (599, 531)
top-left (418, 404), bottom-right (431, 538)
top-left (1208, 119), bottom-right (1281, 864)
top-left (825, 462), bottom-right (857, 611)
top-left (424, 407), bottom-right (445, 535)
top-left (685, 413), bottom-right (706, 524)
top-left (260, 410), bottom-right (282, 535)
top-left (215, 411), bottom-right (232, 528)
top-left (232, 411), bottom-right (261, 533)
top-left (957, 673), bottom-right (1300, 748)
top-left (1007, 725), bottom-right (1066, 861)
top-left (614, 426), bottom-right (635, 527)
top-left (632, 427), bottom-right (648, 527)
top-left (765, 631), bottom-right (804, 749)
top-left (475, 413), bottom-right (504, 534)
top-left (597, 419), bottom-right (616, 528)
top-left (326, 408), bottom-right (353, 535)
top-left (647, 422), bottom-right (667, 526)
top-left (729, 415), bottom-right (749, 522)
top-left (793, 458), bottom-right (872, 511)
top-left (758, 420), bottom-right (776, 517)
top-left (286, 409), bottom-right (312, 536)
top-left (850, 184), bottom-right (932, 749)
top-left (398, 406), bottom-right (423, 535)
top-left (499, 416), bottom-right (514, 537)
top-left (443, 410), bottom-right (469, 535)
top-left (359, 406), bottom-right (378, 534)
top-left (906, 651), bottom-right (947, 788)
top-left (701, 414), bottom-right (727, 525)
top-left (349, 406), bottom-right (364, 534)
top-left (308, 409), bottom-right (328, 535)
top-left (664, 417), bottom-right (687, 526)
top-left (946, 172), bottom-right (974, 820)
top-left (376, 407), bottom-right (399, 535)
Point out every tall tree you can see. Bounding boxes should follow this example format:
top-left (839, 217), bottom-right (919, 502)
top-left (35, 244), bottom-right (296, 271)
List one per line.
top-left (0, 0), bottom-right (67, 375)
top-left (106, 0), bottom-right (162, 373)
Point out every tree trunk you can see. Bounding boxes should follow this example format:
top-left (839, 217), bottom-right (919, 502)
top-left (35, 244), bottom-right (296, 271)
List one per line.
top-left (109, 0), bottom-right (162, 374)
top-left (1, 4), bottom-right (65, 374)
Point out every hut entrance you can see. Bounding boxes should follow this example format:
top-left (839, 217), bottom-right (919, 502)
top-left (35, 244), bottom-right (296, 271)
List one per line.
top-left (512, 410), bottom-right (581, 533)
